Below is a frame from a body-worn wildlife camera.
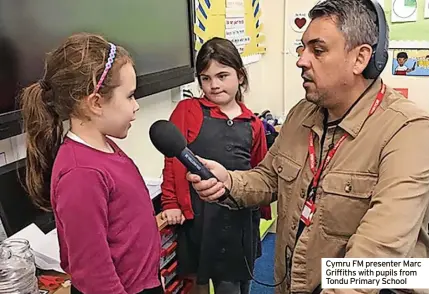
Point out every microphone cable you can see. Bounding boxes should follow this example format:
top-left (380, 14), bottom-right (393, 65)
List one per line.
top-left (241, 208), bottom-right (288, 287)
top-left (219, 185), bottom-right (288, 287)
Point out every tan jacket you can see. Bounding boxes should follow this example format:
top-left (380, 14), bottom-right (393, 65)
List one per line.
top-left (225, 78), bottom-right (429, 294)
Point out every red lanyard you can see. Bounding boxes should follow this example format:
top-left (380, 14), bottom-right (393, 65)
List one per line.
top-left (308, 82), bottom-right (386, 190)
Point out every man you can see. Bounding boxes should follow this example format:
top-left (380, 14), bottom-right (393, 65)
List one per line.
top-left (186, 1), bottom-right (429, 293)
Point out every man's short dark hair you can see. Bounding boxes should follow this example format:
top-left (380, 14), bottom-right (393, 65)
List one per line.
top-left (309, 0), bottom-right (389, 51)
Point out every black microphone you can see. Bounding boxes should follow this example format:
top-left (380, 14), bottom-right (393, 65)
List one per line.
top-left (149, 119), bottom-right (229, 202)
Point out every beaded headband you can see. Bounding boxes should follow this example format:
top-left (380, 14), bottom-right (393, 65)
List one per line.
top-left (93, 42), bottom-right (117, 94)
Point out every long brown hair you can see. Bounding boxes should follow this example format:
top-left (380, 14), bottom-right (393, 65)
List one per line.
top-left (196, 37), bottom-right (249, 102)
top-left (20, 33), bottom-right (132, 210)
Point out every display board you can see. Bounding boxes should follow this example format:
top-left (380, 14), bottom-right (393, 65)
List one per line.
top-left (377, 0), bottom-right (429, 48)
top-left (193, 0), bottom-right (266, 65)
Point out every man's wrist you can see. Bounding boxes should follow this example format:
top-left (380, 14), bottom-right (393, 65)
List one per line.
top-left (225, 172), bottom-right (232, 191)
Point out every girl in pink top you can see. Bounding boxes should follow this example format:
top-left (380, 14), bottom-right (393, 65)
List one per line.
top-left (20, 33), bottom-right (163, 294)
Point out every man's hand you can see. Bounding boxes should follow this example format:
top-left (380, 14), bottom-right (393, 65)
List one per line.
top-left (161, 209), bottom-right (185, 225)
top-left (186, 157), bottom-right (230, 202)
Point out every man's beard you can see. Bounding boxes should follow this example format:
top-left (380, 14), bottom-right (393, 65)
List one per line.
top-left (305, 90), bottom-right (324, 106)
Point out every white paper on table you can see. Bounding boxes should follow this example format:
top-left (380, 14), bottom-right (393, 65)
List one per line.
top-left (7, 223), bottom-right (46, 250)
top-left (143, 176), bottom-right (162, 199)
top-left (39, 229), bottom-right (61, 262)
top-left (391, 0), bottom-right (418, 23)
top-left (6, 224), bottom-right (64, 274)
top-left (34, 254), bottom-right (65, 274)
top-left (32, 229), bottom-right (65, 274)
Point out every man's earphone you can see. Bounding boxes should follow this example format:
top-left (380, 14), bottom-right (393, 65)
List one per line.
top-left (362, 0), bottom-right (389, 79)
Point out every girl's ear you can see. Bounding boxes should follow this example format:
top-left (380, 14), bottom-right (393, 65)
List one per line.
top-left (84, 93), bottom-right (104, 116)
top-left (238, 68), bottom-right (245, 85)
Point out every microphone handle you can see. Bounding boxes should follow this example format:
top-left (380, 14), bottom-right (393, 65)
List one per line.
top-left (179, 147), bottom-right (229, 202)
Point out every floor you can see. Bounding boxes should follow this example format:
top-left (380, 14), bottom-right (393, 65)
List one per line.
top-left (250, 233), bottom-right (276, 294)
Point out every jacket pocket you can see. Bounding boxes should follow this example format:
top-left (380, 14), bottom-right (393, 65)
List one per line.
top-left (272, 155), bottom-right (301, 181)
top-left (320, 172), bottom-right (378, 239)
top-left (272, 155), bottom-right (302, 218)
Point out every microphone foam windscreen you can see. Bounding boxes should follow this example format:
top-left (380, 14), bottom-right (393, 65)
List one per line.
top-left (149, 119), bottom-right (187, 158)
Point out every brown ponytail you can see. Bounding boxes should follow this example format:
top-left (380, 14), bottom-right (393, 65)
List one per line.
top-left (20, 82), bottom-right (63, 210)
top-left (19, 33), bottom-right (132, 210)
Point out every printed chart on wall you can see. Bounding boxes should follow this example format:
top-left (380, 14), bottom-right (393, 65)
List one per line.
top-left (193, 0), bottom-right (266, 65)
top-left (392, 49), bottom-right (429, 76)
top-left (287, 0), bottom-right (321, 58)
top-left (376, 0), bottom-right (429, 48)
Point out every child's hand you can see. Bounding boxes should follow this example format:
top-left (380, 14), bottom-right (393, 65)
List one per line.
top-left (161, 208), bottom-right (185, 225)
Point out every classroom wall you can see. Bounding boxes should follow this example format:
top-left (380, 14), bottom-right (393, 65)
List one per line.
top-left (0, 0), bottom-right (286, 177)
top-left (112, 0), bottom-right (286, 177)
top-left (112, 0), bottom-right (429, 176)
top-left (1, 0), bottom-right (427, 179)
top-left (284, 0), bottom-right (429, 113)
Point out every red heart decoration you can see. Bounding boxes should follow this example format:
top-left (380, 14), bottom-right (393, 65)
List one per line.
top-left (294, 18), bottom-right (307, 29)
